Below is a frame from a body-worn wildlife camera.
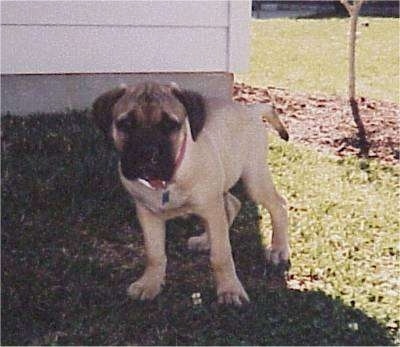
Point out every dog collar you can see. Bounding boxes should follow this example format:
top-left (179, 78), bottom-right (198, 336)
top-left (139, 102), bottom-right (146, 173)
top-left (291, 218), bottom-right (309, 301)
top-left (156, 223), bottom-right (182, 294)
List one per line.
top-left (138, 133), bottom-right (187, 191)
top-left (173, 132), bottom-right (187, 173)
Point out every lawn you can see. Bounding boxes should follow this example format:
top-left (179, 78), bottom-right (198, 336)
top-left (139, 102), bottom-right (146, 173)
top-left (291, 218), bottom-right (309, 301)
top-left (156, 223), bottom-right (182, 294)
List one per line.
top-left (2, 112), bottom-right (399, 345)
top-left (236, 18), bottom-right (400, 102)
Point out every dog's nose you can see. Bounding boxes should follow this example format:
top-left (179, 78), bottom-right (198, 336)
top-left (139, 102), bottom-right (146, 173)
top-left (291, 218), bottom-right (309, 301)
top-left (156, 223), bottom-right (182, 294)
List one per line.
top-left (115, 117), bottom-right (133, 131)
top-left (144, 146), bottom-right (159, 163)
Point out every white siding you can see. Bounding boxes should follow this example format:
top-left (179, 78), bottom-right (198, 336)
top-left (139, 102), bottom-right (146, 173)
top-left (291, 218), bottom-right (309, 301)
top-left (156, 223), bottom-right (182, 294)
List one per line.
top-left (1, 0), bottom-right (250, 74)
top-left (1, 1), bottom-right (229, 27)
top-left (228, 1), bottom-right (251, 72)
top-left (2, 26), bottom-right (227, 73)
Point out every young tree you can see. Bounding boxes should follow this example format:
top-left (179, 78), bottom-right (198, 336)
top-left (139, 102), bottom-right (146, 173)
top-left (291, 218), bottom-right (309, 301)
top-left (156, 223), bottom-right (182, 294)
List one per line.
top-left (340, 0), bottom-right (369, 156)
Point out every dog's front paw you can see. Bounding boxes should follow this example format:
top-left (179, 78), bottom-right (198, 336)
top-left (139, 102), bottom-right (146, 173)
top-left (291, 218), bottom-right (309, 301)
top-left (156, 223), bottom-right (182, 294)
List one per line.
top-left (127, 275), bottom-right (164, 301)
top-left (187, 233), bottom-right (210, 252)
top-left (266, 243), bottom-right (290, 266)
top-left (217, 279), bottom-right (250, 306)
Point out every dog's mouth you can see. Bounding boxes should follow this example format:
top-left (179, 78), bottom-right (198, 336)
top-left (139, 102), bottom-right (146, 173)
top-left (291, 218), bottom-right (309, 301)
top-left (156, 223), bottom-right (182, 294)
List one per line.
top-left (137, 177), bottom-right (167, 190)
top-left (120, 157), bottom-right (172, 186)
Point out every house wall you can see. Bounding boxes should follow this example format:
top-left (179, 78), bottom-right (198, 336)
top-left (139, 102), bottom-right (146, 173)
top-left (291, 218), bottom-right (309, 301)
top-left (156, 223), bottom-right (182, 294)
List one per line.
top-left (1, 1), bottom-right (250, 115)
top-left (1, 1), bottom-right (250, 73)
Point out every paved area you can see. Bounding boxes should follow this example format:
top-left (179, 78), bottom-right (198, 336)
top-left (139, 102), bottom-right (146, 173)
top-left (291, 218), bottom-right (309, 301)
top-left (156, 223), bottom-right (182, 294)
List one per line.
top-left (252, 9), bottom-right (318, 19)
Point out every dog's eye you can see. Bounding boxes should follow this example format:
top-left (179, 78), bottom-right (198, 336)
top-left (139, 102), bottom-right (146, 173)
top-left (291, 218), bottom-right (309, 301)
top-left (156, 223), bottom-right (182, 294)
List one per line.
top-left (115, 117), bottom-right (134, 131)
top-left (160, 113), bottom-right (181, 133)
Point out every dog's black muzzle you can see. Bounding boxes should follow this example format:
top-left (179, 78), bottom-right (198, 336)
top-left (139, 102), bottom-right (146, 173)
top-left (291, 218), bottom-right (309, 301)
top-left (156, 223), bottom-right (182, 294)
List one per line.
top-left (120, 139), bottom-right (175, 182)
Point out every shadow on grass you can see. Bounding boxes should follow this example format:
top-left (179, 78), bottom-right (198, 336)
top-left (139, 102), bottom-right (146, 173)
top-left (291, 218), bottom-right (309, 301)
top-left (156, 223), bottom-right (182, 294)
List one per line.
top-left (1, 112), bottom-right (394, 345)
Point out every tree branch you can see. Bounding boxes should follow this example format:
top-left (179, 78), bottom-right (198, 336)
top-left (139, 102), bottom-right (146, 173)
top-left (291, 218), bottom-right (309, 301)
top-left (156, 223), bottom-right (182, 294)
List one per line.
top-left (340, 0), bottom-right (354, 15)
top-left (341, 0), bottom-right (365, 16)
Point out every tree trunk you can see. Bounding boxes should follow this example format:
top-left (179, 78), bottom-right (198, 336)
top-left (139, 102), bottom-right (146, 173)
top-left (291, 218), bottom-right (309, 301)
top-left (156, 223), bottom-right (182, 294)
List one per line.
top-left (348, 10), bottom-right (358, 101)
top-left (342, 0), bottom-right (369, 157)
top-left (350, 97), bottom-right (369, 156)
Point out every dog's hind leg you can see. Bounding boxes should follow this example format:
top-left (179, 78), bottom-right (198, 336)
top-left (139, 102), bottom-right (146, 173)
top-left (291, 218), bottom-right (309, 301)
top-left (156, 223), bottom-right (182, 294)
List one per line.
top-left (242, 165), bottom-right (290, 267)
top-left (224, 192), bottom-right (242, 227)
top-left (188, 193), bottom-right (241, 252)
top-left (198, 198), bottom-right (249, 306)
top-left (188, 232), bottom-right (210, 251)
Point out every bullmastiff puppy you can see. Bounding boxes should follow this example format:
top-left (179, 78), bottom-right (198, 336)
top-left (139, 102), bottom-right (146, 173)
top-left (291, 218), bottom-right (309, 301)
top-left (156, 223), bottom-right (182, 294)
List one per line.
top-left (91, 82), bottom-right (290, 306)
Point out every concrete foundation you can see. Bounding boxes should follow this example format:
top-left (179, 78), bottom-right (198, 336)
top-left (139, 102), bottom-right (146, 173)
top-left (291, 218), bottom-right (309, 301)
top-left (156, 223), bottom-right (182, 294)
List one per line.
top-left (1, 72), bottom-right (233, 116)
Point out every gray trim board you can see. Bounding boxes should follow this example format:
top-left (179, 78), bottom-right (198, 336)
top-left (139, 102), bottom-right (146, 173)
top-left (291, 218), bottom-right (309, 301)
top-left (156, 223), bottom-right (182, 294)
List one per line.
top-left (1, 72), bottom-right (233, 116)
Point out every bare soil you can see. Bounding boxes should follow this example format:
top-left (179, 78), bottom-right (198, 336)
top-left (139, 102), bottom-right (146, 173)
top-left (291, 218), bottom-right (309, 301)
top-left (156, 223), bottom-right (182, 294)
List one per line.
top-left (233, 83), bottom-right (400, 164)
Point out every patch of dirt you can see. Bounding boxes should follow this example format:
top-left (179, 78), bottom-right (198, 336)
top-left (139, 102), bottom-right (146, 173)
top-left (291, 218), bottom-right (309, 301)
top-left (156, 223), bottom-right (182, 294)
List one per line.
top-left (233, 83), bottom-right (400, 164)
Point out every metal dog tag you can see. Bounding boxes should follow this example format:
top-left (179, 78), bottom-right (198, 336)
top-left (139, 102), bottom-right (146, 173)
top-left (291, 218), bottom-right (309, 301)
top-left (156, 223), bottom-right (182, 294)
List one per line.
top-left (162, 190), bottom-right (170, 205)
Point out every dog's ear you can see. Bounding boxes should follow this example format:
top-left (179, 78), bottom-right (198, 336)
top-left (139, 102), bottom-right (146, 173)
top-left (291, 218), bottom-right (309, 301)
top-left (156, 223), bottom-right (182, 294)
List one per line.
top-left (172, 87), bottom-right (206, 141)
top-left (91, 86), bottom-right (126, 136)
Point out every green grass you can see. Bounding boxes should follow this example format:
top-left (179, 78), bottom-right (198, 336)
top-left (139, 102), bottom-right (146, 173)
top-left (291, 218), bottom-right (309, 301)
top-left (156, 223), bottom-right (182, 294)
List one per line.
top-left (2, 112), bottom-right (399, 345)
top-left (237, 18), bottom-right (400, 102)
top-left (268, 135), bottom-right (400, 328)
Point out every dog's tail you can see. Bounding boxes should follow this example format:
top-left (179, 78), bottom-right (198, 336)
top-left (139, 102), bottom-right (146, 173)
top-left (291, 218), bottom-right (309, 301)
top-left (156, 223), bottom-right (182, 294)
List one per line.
top-left (247, 103), bottom-right (289, 141)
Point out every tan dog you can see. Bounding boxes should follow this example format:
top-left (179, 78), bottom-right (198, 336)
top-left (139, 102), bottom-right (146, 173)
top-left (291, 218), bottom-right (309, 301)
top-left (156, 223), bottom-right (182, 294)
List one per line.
top-left (91, 82), bottom-right (290, 306)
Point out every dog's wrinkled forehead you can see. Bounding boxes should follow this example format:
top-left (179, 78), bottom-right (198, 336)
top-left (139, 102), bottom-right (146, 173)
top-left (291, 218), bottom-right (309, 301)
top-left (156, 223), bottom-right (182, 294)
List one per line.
top-left (113, 83), bottom-right (185, 124)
